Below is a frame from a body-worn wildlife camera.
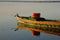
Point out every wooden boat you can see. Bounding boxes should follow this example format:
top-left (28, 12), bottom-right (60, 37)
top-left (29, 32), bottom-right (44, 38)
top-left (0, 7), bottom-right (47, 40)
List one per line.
top-left (16, 14), bottom-right (60, 26)
top-left (15, 14), bottom-right (60, 33)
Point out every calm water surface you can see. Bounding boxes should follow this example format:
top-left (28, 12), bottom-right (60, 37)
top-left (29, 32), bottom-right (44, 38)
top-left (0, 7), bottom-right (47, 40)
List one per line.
top-left (0, 14), bottom-right (60, 40)
top-left (0, 2), bottom-right (60, 40)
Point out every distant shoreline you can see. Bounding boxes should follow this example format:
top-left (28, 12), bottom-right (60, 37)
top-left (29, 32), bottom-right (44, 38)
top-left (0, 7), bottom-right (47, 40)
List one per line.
top-left (0, 1), bottom-right (60, 3)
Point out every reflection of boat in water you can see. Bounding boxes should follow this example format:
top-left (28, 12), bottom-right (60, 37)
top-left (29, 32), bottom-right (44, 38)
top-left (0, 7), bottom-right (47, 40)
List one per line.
top-left (15, 22), bottom-right (60, 36)
top-left (15, 13), bottom-right (60, 36)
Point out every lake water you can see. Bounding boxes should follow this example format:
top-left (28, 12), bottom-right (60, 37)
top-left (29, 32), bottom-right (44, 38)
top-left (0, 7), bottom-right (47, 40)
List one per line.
top-left (0, 2), bottom-right (60, 40)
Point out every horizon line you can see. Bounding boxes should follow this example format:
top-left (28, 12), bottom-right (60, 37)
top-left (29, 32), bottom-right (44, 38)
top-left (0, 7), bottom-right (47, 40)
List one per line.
top-left (0, 1), bottom-right (60, 3)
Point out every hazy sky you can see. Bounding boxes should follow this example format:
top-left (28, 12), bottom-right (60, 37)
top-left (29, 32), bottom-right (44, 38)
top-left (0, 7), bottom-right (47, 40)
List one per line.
top-left (0, 0), bottom-right (60, 1)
